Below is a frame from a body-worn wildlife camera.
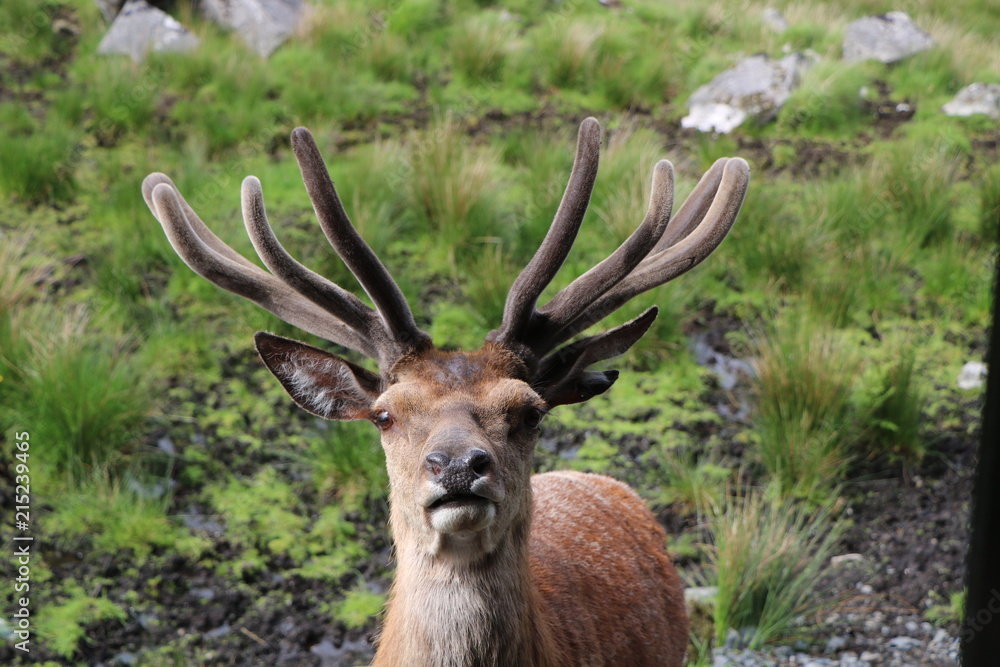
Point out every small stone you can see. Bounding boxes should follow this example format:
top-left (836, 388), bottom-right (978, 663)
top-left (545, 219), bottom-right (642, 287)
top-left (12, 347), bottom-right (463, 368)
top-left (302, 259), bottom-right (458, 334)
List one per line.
top-left (958, 361), bottom-right (988, 389)
top-left (189, 587), bottom-right (216, 600)
top-left (888, 636), bottom-right (921, 650)
top-left (859, 584), bottom-right (874, 595)
top-left (685, 586), bottom-right (719, 604)
top-left (931, 628), bottom-right (949, 644)
top-left (831, 553), bottom-right (864, 566)
top-left (859, 652), bottom-right (880, 662)
top-left (840, 653), bottom-right (861, 667)
top-left (904, 620), bottom-right (919, 633)
top-left (826, 635), bottom-right (848, 653)
top-left (157, 436), bottom-right (177, 456)
top-left (203, 622), bottom-right (231, 639)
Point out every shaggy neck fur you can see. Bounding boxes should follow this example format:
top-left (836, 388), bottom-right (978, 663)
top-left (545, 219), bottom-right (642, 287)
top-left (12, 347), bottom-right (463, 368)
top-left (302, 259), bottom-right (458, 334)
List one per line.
top-left (374, 505), bottom-right (561, 667)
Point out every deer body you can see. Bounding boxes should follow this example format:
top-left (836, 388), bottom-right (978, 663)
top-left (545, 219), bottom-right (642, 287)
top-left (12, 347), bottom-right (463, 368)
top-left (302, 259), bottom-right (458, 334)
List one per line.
top-left (377, 471), bottom-right (687, 667)
top-left (143, 118), bottom-right (749, 666)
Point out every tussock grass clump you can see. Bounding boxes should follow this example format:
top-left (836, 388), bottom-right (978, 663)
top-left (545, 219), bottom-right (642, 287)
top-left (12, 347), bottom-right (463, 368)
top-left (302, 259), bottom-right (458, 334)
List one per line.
top-left (450, 12), bottom-right (517, 83)
top-left (526, 19), bottom-right (603, 90)
top-left (752, 315), bottom-right (859, 500)
top-left (870, 142), bottom-right (959, 249)
top-left (405, 117), bottom-right (508, 265)
top-left (0, 104), bottom-right (80, 205)
top-left (9, 309), bottom-right (151, 482)
top-left (701, 487), bottom-right (843, 648)
top-left (857, 346), bottom-right (927, 464)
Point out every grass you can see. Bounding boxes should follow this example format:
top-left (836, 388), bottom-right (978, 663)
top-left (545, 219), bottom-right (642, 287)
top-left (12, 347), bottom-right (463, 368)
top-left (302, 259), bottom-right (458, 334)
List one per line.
top-left (305, 420), bottom-right (389, 511)
top-left (751, 315), bottom-right (860, 500)
top-left (699, 486), bottom-right (844, 648)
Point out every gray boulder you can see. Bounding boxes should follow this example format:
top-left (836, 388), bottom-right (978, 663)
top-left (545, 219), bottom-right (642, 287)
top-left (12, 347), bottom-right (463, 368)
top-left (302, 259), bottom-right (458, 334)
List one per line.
top-left (94, 0), bottom-right (126, 23)
top-left (681, 53), bottom-right (813, 133)
top-left (942, 83), bottom-right (1000, 119)
top-left (97, 0), bottom-right (200, 62)
top-left (200, 0), bottom-right (307, 58)
top-left (842, 12), bottom-right (934, 63)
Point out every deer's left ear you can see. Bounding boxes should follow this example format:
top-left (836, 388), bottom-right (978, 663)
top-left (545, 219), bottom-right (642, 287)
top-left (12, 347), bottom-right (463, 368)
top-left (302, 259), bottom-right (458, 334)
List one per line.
top-left (254, 332), bottom-right (382, 421)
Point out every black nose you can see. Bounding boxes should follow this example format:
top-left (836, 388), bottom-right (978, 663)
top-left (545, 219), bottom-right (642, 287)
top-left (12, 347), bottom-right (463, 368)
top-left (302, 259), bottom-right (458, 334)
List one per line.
top-left (425, 448), bottom-right (492, 493)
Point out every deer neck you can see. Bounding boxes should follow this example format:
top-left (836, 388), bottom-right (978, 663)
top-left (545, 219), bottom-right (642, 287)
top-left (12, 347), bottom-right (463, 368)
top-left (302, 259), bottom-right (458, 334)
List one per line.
top-left (375, 516), bottom-right (560, 667)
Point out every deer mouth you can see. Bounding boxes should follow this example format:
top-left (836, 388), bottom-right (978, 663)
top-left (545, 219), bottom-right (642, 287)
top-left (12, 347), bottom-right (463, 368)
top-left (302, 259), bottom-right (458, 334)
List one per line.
top-left (428, 492), bottom-right (490, 510)
top-left (425, 491), bottom-right (497, 534)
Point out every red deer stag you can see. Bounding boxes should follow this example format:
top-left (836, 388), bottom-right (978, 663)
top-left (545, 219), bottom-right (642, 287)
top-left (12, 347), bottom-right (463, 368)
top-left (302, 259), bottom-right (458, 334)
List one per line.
top-left (142, 118), bottom-right (749, 666)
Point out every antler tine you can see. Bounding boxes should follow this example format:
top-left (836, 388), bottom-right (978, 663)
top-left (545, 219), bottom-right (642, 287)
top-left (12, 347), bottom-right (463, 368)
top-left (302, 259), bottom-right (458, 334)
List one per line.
top-left (489, 117), bottom-right (602, 352)
top-left (240, 176), bottom-right (383, 346)
top-left (653, 157), bottom-right (728, 253)
top-left (558, 157), bottom-right (750, 341)
top-left (533, 159), bottom-right (675, 354)
top-left (143, 172), bottom-right (260, 272)
top-left (533, 307), bottom-right (659, 405)
top-left (144, 176), bottom-right (378, 358)
top-left (290, 127), bottom-right (430, 356)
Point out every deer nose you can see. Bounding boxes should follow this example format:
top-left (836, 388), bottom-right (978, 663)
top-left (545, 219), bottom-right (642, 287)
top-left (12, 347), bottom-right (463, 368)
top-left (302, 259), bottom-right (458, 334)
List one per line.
top-left (425, 449), bottom-right (492, 493)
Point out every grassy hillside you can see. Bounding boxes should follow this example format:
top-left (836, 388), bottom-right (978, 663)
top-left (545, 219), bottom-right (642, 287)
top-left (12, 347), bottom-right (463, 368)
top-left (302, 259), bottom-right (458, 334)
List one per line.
top-left (1, 0), bottom-right (995, 663)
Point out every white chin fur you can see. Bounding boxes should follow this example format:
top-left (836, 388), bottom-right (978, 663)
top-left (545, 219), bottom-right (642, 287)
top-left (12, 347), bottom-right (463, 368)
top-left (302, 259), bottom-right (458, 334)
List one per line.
top-left (429, 501), bottom-right (496, 534)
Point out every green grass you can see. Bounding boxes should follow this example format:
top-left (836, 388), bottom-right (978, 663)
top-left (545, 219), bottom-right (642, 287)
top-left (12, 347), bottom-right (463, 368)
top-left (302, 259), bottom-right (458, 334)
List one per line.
top-left (751, 315), bottom-right (860, 501)
top-left (3, 308), bottom-right (151, 483)
top-left (700, 487), bottom-right (844, 648)
top-left (305, 420), bottom-right (389, 511)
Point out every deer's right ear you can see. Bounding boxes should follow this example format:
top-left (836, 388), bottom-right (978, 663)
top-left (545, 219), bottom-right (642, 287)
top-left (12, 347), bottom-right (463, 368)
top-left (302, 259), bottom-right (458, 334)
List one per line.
top-left (254, 332), bottom-right (383, 421)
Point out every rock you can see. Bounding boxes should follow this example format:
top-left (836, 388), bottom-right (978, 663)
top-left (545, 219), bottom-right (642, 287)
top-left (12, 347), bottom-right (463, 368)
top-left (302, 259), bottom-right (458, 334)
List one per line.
top-left (761, 8), bottom-right (788, 33)
top-left (943, 83), bottom-right (1000, 119)
top-left (97, 0), bottom-right (199, 63)
top-left (685, 586), bottom-right (719, 604)
top-left (203, 622), bottom-right (231, 639)
top-left (157, 436), bottom-right (177, 456)
top-left (94, 0), bottom-right (126, 22)
top-left (887, 635), bottom-right (921, 650)
top-left (830, 553), bottom-right (864, 566)
top-left (825, 635), bottom-right (848, 653)
top-left (842, 12), bottom-right (934, 64)
top-left (200, 0), bottom-right (307, 58)
top-left (693, 337), bottom-right (753, 392)
top-left (681, 53), bottom-right (813, 133)
top-left (859, 651), bottom-right (880, 662)
top-left (957, 361), bottom-right (988, 390)
top-left (189, 587), bottom-right (216, 600)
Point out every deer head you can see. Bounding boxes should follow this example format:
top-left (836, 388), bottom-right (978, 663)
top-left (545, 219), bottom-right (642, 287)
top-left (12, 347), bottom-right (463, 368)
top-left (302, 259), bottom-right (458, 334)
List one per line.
top-left (142, 119), bottom-right (749, 566)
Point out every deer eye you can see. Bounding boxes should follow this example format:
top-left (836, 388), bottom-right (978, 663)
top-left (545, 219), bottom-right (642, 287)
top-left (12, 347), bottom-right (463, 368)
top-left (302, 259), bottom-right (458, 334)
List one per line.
top-left (523, 407), bottom-right (546, 430)
top-left (374, 410), bottom-right (394, 431)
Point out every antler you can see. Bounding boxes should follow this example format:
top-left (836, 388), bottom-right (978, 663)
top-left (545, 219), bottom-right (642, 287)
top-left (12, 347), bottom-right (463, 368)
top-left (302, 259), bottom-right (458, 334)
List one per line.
top-left (489, 118), bottom-right (750, 378)
top-left (142, 127), bottom-right (430, 374)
